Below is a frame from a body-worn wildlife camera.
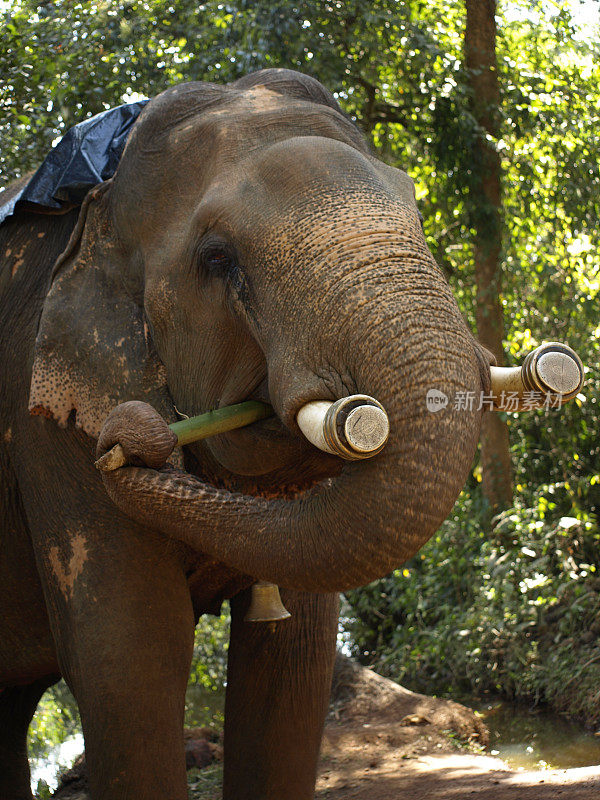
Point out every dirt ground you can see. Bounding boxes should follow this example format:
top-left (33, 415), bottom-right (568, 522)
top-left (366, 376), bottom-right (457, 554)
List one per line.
top-left (52, 656), bottom-right (600, 800)
top-left (318, 655), bottom-right (600, 800)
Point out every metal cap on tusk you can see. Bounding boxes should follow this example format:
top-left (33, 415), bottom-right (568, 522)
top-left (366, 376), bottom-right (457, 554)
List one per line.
top-left (245, 581), bottom-right (291, 623)
top-left (297, 394), bottom-right (389, 460)
top-left (521, 342), bottom-right (584, 401)
top-left (344, 405), bottom-right (389, 453)
top-left (490, 342), bottom-right (584, 411)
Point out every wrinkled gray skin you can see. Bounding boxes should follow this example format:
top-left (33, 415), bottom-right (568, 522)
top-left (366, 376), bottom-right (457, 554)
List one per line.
top-left (0, 69), bottom-right (491, 800)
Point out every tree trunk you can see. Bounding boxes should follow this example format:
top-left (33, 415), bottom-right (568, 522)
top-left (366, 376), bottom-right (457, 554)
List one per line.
top-left (465, 0), bottom-right (513, 511)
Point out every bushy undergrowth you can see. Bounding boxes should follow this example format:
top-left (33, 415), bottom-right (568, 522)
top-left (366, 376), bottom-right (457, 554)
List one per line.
top-left (188, 605), bottom-right (230, 692)
top-left (344, 462), bottom-right (600, 724)
top-left (185, 607), bottom-right (230, 729)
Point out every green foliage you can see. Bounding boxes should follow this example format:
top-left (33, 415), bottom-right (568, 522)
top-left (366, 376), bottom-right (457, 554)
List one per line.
top-left (28, 682), bottom-right (80, 762)
top-left (28, 681), bottom-right (81, 797)
top-left (185, 607), bottom-right (230, 729)
top-left (188, 606), bottom-right (230, 692)
top-left (345, 471), bottom-right (600, 721)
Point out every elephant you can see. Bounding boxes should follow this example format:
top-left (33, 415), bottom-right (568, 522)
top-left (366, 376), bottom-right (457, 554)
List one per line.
top-left (0, 68), bottom-right (491, 800)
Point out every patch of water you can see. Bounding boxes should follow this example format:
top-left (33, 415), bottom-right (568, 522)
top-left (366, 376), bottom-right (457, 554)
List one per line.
top-left (476, 698), bottom-right (600, 770)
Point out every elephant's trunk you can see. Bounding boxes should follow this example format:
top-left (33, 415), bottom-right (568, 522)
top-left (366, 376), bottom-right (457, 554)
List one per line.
top-left (99, 283), bottom-right (484, 593)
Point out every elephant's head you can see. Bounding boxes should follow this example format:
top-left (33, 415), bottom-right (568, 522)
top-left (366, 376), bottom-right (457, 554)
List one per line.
top-left (30, 69), bottom-right (491, 592)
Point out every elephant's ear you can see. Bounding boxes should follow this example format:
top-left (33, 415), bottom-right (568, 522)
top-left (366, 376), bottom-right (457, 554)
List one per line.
top-left (29, 180), bottom-right (174, 439)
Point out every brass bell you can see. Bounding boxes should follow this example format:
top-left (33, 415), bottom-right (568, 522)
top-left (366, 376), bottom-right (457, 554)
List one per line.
top-left (245, 581), bottom-right (291, 623)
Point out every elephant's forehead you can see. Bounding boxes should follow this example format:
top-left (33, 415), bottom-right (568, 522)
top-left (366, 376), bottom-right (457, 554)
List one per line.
top-left (225, 141), bottom-right (417, 224)
top-left (202, 83), bottom-right (329, 119)
top-left (164, 86), bottom-right (360, 156)
top-left (210, 84), bottom-right (285, 114)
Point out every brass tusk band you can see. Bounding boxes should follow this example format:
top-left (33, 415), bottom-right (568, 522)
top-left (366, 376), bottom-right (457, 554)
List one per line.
top-left (490, 342), bottom-right (584, 411)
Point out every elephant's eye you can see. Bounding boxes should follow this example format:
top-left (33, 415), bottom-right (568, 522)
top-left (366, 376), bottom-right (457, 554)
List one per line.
top-left (198, 238), bottom-right (238, 277)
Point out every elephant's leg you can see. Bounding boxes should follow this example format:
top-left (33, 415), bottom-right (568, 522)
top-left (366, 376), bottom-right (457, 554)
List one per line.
top-left (0, 675), bottom-right (57, 800)
top-left (24, 509), bottom-right (196, 800)
top-left (224, 588), bottom-right (339, 800)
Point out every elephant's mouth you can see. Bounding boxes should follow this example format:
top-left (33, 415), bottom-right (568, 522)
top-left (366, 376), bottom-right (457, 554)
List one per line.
top-left (180, 408), bottom-right (341, 494)
top-left (97, 327), bottom-right (486, 592)
top-left (179, 370), bottom-right (343, 483)
top-left (182, 430), bottom-right (340, 500)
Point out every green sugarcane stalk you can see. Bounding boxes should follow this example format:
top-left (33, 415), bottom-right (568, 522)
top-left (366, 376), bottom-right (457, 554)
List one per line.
top-left (170, 400), bottom-right (273, 445)
top-left (95, 400), bottom-right (273, 472)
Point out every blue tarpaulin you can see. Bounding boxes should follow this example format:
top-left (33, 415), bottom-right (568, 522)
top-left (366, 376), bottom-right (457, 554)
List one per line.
top-left (0, 100), bottom-right (147, 225)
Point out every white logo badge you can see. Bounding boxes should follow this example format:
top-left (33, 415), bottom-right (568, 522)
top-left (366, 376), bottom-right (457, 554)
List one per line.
top-left (426, 388), bottom-right (448, 413)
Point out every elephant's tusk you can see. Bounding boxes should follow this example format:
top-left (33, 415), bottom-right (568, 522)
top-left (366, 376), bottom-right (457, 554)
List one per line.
top-left (296, 394), bottom-right (390, 460)
top-left (490, 342), bottom-right (584, 411)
